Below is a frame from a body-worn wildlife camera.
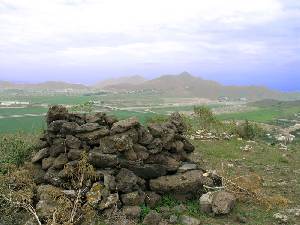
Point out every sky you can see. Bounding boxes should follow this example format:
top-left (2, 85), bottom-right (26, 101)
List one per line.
top-left (0, 0), bottom-right (299, 91)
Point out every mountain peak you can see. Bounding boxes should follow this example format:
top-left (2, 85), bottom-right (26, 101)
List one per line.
top-left (178, 71), bottom-right (193, 77)
top-left (94, 75), bottom-right (147, 88)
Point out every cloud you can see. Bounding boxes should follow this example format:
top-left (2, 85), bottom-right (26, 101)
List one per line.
top-left (0, 0), bottom-right (299, 90)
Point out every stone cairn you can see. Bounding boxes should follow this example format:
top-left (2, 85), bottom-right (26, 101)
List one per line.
top-left (31, 105), bottom-right (225, 222)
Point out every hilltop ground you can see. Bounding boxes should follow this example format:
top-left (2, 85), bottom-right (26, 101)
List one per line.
top-left (0, 104), bottom-right (299, 225)
top-left (0, 88), bottom-right (300, 224)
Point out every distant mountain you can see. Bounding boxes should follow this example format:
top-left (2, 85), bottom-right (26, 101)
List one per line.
top-left (0, 81), bottom-right (88, 90)
top-left (0, 81), bottom-right (15, 89)
top-left (94, 75), bottom-right (147, 88)
top-left (102, 72), bottom-right (285, 100)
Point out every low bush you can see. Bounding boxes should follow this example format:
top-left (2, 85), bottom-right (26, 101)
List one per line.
top-left (0, 133), bottom-right (38, 171)
top-left (234, 120), bottom-right (266, 140)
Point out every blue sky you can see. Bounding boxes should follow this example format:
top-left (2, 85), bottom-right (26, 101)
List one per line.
top-left (0, 0), bottom-right (299, 91)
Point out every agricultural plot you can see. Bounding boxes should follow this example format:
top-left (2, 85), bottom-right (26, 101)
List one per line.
top-left (217, 105), bottom-right (300, 125)
top-left (1, 90), bottom-right (300, 133)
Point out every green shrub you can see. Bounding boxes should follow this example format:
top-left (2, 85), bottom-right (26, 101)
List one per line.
top-left (70, 101), bottom-right (95, 113)
top-left (192, 106), bottom-right (222, 131)
top-left (235, 120), bottom-right (265, 140)
top-left (0, 133), bottom-right (37, 170)
top-left (193, 106), bottom-right (218, 125)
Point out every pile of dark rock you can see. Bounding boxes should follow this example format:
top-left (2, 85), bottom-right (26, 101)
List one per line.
top-left (30, 105), bottom-right (234, 224)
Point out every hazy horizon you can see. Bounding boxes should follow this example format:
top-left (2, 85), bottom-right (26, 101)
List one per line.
top-left (1, 0), bottom-right (299, 91)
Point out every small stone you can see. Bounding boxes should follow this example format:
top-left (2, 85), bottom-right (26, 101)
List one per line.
top-left (29, 163), bottom-right (46, 184)
top-left (62, 190), bottom-right (76, 198)
top-left (147, 138), bottom-right (163, 154)
top-left (49, 138), bottom-right (65, 157)
top-left (53, 153), bottom-right (68, 169)
top-left (42, 157), bottom-right (55, 170)
top-left (86, 183), bottom-right (104, 207)
top-left (130, 162), bottom-right (167, 179)
top-left (178, 163), bottom-right (198, 173)
top-left (133, 144), bottom-right (149, 160)
top-left (35, 140), bottom-right (48, 150)
top-left (122, 206), bottom-right (141, 219)
top-left (212, 191), bottom-right (236, 215)
top-left (61, 122), bottom-right (80, 135)
top-left (104, 174), bottom-right (117, 191)
top-left (100, 133), bottom-right (134, 153)
top-left (146, 153), bottom-right (180, 172)
top-left (169, 215), bottom-right (178, 224)
top-left (75, 122), bottom-right (101, 133)
top-left (273, 213), bottom-right (288, 223)
top-left (143, 210), bottom-right (162, 225)
top-left (44, 167), bottom-right (64, 186)
top-left (46, 105), bottom-right (68, 125)
top-left (159, 206), bottom-right (172, 218)
top-left (121, 191), bottom-right (145, 206)
top-left (48, 120), bottom-right (68, 133)
top-left (171, 141), bottom-right (184, 152)
top-left (111, 117), bottom-right (139, 134)
top-left (67, 148), bottom-right (83, 161)
top-left (36, 185), bottom-right (59, 219)
top-left (104, 115), bottom-right (118, 126)
top-left (36, 199), bottom-right (57, 219)
top-left (235, 214), bottom-right (247, 224)
top-left (85, 112), bottom-right (106, 124)
top-left (32, 148), bottom-right (49, 163)
top-left (183, 139), bottom-right (195, 153)
top-left (116, 168), bottom-right (139, 193)
top-left (145, 192), bottom-right (161, 208)
top-left (173, 204), bottom-right (187, 214)
top-left (65, 135), bottom-right (81, 149)
top-left (99, 193), bottom-right (119, 210)
top-left (124, 148), bottom-right (138, 161)
top-left (158, 220), bottom-right (171, 225)
top-left (148, 123), bottom-right (163, 137)
top-left (137, 126), bottom-right (153, 145)
top-left (149, 170), bottom-right (204, 198)
top-left (179, 215), bottom-right (201, 225)
top-left (169, 112), bottom-right (186, 133)
top-left (76, 127), bottom-right (109, 145)
top-left (199, 192), bottom-right (213, 214)
top-left (88, 151), bottom-right (119, 168)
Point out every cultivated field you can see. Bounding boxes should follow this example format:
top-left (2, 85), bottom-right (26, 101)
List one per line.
top-left (1, 90), bottom-right (300, 134)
